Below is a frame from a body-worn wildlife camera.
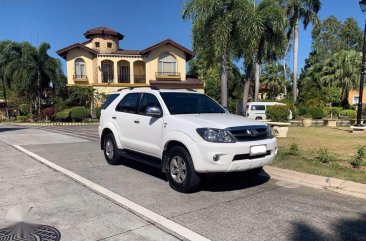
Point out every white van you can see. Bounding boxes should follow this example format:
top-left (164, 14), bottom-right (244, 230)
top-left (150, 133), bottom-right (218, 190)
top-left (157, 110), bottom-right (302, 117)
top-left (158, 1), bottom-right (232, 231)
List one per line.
top-left (246, 102), bottom-right (292, 120)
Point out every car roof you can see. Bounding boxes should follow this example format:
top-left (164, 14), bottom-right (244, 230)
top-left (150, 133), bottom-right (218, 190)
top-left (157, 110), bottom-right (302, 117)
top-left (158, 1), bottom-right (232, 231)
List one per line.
top-left (110, 88), bottom-right (200, 95)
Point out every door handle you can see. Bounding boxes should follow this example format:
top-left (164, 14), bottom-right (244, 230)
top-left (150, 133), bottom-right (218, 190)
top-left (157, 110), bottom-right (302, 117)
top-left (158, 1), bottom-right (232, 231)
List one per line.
top-left (134, 119), bottom-right (140, 124)
top-left (112, 116), bottom-right (116, 119)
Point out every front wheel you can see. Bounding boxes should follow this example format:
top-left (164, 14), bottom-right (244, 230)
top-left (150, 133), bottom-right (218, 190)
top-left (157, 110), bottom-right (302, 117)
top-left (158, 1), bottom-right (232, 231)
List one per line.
top-left (166, 146), bottom-right (200, 193)
top-left (103, 133), bottom-right (121, 165)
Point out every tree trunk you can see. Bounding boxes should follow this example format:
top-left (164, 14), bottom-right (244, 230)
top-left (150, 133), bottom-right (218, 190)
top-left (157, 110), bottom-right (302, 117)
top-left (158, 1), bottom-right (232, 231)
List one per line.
top-left (254, 63), bottom-right (260, 101)
top-left (37, 70), bottom-right (41, 118)
top-left (283, 43), bottom-right (289, 97)
top-left (293, 20), bottom-right (299, 102)
top-left (242, 79), bottom-right (251, 116)
top-left (220, 50), bottom-right (228, 108)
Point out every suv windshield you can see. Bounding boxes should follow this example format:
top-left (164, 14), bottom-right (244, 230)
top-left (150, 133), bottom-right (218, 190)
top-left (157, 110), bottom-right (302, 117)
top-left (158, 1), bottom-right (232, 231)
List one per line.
top-left (160, 92), bottom-right (226, 115)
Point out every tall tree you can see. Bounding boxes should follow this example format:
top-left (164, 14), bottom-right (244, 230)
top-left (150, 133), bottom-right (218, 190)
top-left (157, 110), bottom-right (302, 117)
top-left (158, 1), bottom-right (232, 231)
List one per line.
top-left (5, 42), bottom-right (62, 116)
top-left (236, 0), bottom-right (287, 112)
top-left (183, 0), bottom-right (243, 108)
top-left (261, 62), bottom-right (289, 100)
top-left (281, 0), bottom-right (321, 102)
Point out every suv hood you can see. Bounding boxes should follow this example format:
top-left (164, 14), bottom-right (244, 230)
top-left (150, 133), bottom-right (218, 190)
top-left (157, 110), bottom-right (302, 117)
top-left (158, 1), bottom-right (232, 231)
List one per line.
top-left (175, 113), bottom-right (266, 129)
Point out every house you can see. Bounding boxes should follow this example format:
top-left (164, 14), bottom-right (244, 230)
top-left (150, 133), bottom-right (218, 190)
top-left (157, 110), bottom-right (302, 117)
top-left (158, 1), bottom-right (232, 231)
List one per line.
top-left (56, 27), bottom-right (203, 94)
top-left (348, 88), bottom-right (366, 105)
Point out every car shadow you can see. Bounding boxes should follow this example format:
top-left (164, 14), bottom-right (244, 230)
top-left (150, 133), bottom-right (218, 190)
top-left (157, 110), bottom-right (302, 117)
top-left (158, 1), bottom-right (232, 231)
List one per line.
top-left (119, 157), bottom-right (168, 181)
top-left (200, 170), bottom-right (270, 192)
top-left (0, 126), bottom-right (26, 133)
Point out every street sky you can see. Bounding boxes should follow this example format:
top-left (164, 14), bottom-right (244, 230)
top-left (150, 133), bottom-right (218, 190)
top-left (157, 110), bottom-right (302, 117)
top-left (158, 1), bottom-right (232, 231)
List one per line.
top-left (0, 0), bottom-right (364, 74)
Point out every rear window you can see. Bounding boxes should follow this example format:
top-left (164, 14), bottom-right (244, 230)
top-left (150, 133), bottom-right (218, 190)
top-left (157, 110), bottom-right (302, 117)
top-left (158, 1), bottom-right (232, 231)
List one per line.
top-left (251, 105), bottom-right (265, 111)
top-left (102, 94), bottom-right (119, 109)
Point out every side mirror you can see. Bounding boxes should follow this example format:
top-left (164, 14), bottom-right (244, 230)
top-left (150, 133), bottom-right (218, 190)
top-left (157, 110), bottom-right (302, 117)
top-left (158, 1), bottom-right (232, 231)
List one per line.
top-left (146, 106), bottom-right (162, 118)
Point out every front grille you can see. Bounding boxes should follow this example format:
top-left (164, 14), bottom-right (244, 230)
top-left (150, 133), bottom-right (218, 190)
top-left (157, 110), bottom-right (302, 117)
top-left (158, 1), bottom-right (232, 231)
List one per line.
top-left (227, 125), bottom-right (268, 142)
top-left (233, 151), bottom-right (271, 161)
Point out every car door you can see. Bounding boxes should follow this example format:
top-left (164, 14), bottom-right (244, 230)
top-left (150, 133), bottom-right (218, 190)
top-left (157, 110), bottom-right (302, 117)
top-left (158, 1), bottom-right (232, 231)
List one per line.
top-left (132, 93), bottom-right (164, 157)
top-left (114, 93), bottom-right (142, 149)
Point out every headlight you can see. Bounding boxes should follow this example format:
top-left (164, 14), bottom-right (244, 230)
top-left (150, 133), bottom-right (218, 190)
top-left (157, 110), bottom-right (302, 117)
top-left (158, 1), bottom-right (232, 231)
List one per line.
top-left (196, 128), bottom-right (236, 143)
top-left (267, 125), bottom-right (274, 139)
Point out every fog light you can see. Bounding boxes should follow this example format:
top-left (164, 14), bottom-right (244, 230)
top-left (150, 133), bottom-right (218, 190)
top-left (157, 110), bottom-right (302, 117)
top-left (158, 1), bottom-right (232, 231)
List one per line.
top-left (275, 147), bottom-right (278, 156)
top-left (213, 154), bottom-right (221, 162)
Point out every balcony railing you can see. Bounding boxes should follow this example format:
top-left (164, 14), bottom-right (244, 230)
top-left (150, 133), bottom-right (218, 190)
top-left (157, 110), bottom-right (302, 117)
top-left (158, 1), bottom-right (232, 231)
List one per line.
top-left (134, 75), bottom-right (146, 83)
top-left (102, 75), bottom-right (114, 83)
top-left (73, 75), bottom-right (87, 80)
top-left (155, 72), bottom-right (181, 79)
top-left (118, 76), bottom-right (130, 83)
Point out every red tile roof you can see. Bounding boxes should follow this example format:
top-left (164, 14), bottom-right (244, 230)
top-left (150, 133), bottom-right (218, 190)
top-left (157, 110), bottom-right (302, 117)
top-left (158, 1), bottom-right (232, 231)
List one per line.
top-left (141, 39), bottom-right (195, 61)
top-left (84, 26), bottom-right (124, 40)
top-left (56, 43), bottom-right (99, 59)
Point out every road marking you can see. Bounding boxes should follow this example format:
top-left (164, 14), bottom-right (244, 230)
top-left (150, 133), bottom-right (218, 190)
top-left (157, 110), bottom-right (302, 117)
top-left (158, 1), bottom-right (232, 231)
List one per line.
top-left (13, 145), bottom-right (211, 241)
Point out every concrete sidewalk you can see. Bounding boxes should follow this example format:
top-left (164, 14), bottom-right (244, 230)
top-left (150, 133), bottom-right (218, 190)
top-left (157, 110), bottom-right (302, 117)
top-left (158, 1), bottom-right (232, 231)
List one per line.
top-left (0, 142), bottom-right (179, 241)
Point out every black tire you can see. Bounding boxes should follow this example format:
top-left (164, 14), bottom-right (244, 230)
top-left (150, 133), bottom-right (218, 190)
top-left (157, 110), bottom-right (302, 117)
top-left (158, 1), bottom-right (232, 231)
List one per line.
top-left (166, 146), bottom-right (200, 193)
top-left (103, 133), bottom-right (121, 165)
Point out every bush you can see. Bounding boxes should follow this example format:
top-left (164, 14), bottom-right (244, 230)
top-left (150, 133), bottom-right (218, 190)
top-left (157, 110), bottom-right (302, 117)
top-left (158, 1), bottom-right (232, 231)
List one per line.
top-left (0, 115), bottom-right (6, 122)
top-left (70, 107), bottom-right (90, 122)
top-left (287, 143), bottom-right (300, 156)
top-left (309, 107), bottom-right (324, 119)
top-left (42, 107), bottom-right (56, 121)
top-left (16, 115), bottom-right (28, 122)
top-left (349, 146), bottom-right (366, 169)
top-left (297, 106), bottom-right (309, 117)
top-left (323, 107), bottom-right (342, 119)
top-left (266, 105), bottom-right (290, 122)
top-left (315, 148), bottom-right (336, 163)
top-left (19, 104), bottom-right (29, 116)
top-left (340, 109), bottom-right (357, 119)
top-left (95, 106), bottom-right (102, 119)
top-left (56, 109), bottom-right (71, 122)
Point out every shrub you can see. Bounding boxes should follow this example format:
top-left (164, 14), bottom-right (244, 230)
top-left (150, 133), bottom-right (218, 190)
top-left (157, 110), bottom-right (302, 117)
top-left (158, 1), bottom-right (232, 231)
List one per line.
top-left (308, 107), bottom-right (324, 119)
top-left (349, 146), bottom-right (366, 169)
top-left (56, 109), bottom-right (71, 122)
top-left (0, 115), bottom-right (6, 122)
top-left (340, 109), bottom-right (357, 119)
top-left (315, 148), bottom-right (336, 163)
top-left (266, 105), bottom-right (290, 122)
top-left (323, 107), bottom-right (342, 119)
top-left (16, 115), bottom-right (28, 122)
top-left (297, 106), bottom-right (309, 117)
top-left (42, 107), bottom-right (56, 121)
top-left (95, 106), bottom-right (102, 119)
top-left (288, 143), bottom-right (300, 156)
top-left (19, 104), bottom-right (29, 116)
top-left (70, 107), bottom-right (90, 122)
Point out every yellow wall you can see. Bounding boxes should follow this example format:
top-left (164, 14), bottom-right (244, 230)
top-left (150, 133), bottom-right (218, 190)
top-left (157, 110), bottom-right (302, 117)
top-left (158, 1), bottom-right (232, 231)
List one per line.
top-left (145, 45), bottom-right (186, 81)
top-left (66, 49), bottom-right (95, 85)
top-left (349, 89), bottom-right (366, 104)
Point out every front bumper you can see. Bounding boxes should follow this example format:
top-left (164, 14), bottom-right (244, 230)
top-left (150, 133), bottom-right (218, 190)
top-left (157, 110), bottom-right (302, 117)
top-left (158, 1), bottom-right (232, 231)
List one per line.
top-left (188, 138), bottom-right (277, 173)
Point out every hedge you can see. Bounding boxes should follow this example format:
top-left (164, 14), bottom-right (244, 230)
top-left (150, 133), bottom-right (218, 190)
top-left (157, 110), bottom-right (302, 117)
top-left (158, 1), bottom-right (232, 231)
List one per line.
top-left (70, 107), bottom-right (90, 122)
top-left (56, 109), bottom-right (71, 122)
top-left (340, 109), bottom-right (357, 119)
top-left (266, 105), bottom-right (290, 122)
top-left (309, 107), bottom-right (324, 119)
top-left (19, 104), bottom-right (29, 116)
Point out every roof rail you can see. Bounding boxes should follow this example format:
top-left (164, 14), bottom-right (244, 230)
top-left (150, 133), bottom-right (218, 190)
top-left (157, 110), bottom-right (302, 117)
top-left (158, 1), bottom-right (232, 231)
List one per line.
top-left (117, 85), bottom-right (160, 91)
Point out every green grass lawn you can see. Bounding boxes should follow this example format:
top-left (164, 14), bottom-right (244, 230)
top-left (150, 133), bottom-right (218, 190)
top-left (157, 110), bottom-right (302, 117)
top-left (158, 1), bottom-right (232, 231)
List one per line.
top-left (273, 127), bottom-right (366, 184)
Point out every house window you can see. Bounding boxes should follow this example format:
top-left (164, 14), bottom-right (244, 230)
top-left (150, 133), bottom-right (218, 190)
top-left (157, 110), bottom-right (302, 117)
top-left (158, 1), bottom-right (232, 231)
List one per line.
top-left (353, 96), bottom-right (360, 105)
top-left (101, 60), bottom-right (114, 83)
top-left (107, 42), bottom-right (112, 48)
top-left (158, 53), bottom-right (176, 75)
top-left (74, 58), bottom-right (85, 79)
top-left (95, 42), bottom-right (100, 48)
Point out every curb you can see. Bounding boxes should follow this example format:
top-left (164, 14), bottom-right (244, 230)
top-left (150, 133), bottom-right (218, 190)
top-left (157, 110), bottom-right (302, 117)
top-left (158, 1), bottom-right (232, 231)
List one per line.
top-left (264, 166), bottom-right (366, 199)
top-left (8, 122), bottom-right (99, 126)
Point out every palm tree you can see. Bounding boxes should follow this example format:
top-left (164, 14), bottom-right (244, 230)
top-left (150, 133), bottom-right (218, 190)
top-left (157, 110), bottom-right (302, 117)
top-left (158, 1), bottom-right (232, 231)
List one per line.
top-left (261, 63), bottom-right (289, 100)
top-left (236, 0), bottom-right (287, 112)
top-left (5, 42), bottom-right (62, 117)
top-left (320, 50), bottom-right (361, 105)
top-left (281, 0), bottom-right (321, 102)
top-left (183, 0), bottom-right (243, 108)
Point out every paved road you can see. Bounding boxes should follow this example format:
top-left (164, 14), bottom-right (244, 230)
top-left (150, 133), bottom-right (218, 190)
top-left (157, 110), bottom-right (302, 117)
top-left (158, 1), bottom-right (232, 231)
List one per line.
top-left (1, 124), bottom-right (366, 241)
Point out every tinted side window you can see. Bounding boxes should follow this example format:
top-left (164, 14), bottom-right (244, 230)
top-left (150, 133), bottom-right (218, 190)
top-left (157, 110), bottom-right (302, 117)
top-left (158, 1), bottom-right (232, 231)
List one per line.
top-left (251, 105), bottom-right (265, 111)
top-left (115, 93), bottom-right (141, 113)
top-left (138, 93), bottom-right (162, 115)
top-left (102, 94), bottom-right (119, 110)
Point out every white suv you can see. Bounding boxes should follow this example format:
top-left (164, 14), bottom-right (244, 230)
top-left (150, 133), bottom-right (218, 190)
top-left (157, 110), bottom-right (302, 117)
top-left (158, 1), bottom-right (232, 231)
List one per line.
top-left (99, 87), bottom-right (277, 192)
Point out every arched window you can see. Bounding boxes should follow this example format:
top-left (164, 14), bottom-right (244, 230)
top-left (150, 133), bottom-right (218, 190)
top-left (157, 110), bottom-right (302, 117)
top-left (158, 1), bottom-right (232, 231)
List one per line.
top-left (158, 53), bottom-right (176, 75)
top-left (74, 58), bottom-right (85, 79)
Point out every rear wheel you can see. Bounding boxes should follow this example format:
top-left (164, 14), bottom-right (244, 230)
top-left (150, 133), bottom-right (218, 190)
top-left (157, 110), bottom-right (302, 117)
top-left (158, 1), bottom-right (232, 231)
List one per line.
top-left (103, 133), bottom-right (121, 165)
top-left (166, 146), bottom-right (200, 193)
